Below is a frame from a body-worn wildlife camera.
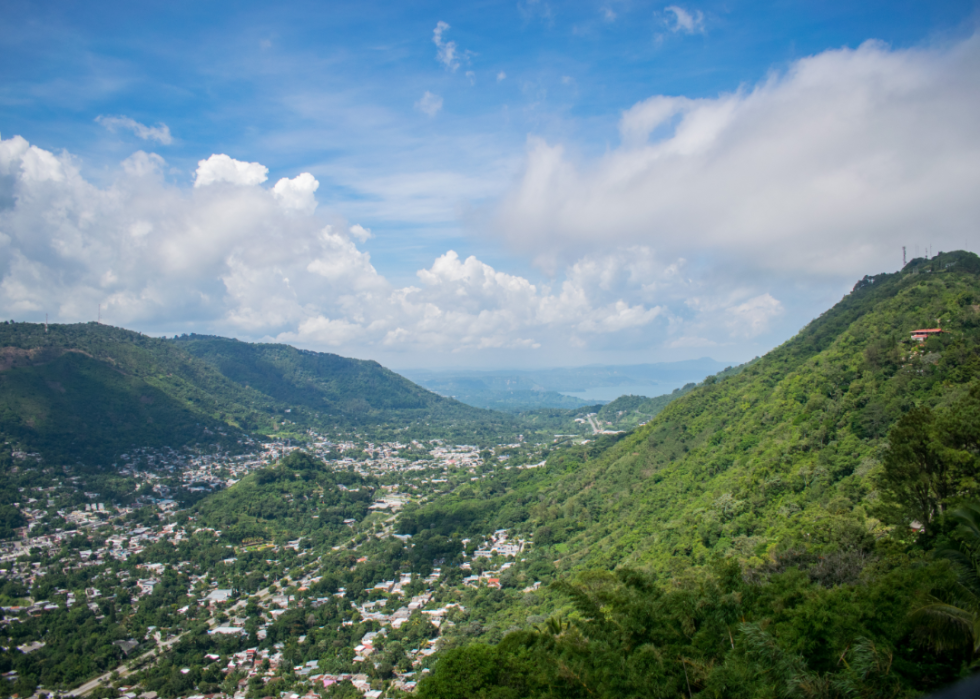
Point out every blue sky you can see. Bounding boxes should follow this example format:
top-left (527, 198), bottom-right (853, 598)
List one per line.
top-left (1, 0), bottom-right (979, 369)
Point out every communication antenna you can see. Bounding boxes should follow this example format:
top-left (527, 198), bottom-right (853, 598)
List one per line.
top-left (902, 246), bottom-right (906, 266)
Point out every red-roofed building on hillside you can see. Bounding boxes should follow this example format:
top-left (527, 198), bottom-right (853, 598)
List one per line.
top-left (911, 328), bottom-right (943, 341)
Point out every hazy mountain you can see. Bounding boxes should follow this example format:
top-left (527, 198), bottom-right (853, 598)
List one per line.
top-left (401, 357), bottom-right (731, 410)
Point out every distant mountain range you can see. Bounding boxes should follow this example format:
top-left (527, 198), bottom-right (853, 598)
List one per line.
top-left (400, 358), bottom-right (731, 411)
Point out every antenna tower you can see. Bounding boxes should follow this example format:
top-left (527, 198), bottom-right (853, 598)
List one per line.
top-left (902, 246), bottom-right (906, 266)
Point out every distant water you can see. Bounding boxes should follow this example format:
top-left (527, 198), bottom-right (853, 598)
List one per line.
top-left (559, 382), bottom-right (685, 403)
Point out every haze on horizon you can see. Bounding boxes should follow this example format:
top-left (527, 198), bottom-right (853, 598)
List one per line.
top-left (1, 0), bottom-right (978, 370)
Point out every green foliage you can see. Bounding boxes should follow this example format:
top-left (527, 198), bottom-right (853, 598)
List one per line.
top-left (419, 558), bottom-right (957, 699)
top-left (193, 451), bottom-right (374, 542)
top-left (909, 503), bottom-right (980, 657)
top-left (877, 387), bottom-right (980, 533)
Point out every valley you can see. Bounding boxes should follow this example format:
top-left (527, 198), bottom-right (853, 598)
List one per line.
top-left (0, 251), bottom-right (979, 699)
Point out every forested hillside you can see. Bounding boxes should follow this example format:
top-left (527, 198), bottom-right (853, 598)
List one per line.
top-left (521, 251), bottom-right (980, 572)
top-left (0, 324), bottom-right (516, 468)
top-left (191, 451), bottom-right (376, 545)
top-left (173, 335), bottom-right (516, 442)
top-left (414, 251), bottom-right (980, 698)
top-left (0, 323), bottom-right (250, 466)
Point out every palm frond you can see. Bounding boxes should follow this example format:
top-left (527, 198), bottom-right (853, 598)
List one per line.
top-left (909, 599), bottom-right (976, 653)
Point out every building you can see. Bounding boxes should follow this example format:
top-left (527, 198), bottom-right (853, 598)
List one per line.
top-left (910, 328), bottom-right (943, 342)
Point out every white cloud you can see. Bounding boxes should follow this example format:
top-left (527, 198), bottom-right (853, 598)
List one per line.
top-left (497, 71), bottom-right (507, 82)
top-left (121, 151), bottom-right (166, 178)
top-left (664, 6), bottom-right (704, 34)
top-left (272, 172), bottom-right (319, 213)
top-left (495, 34), bottom-right (980, 280)
top-left (3, 135), bottom-right (720, 362)
top-left (415, 91), bottom-right (444, 117)
top-left (726, 293), bottom-right (783, 338)
top-left (194, 154), bottom-right (269, 187)
top-left (433, 21), bottom-right (459, 71)
top-left (348, 224), bottom-right (372, 242)
top-left (96, 115), bottom-right (173, 145)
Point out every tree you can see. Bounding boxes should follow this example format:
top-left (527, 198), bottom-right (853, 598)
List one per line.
top-left (911, 503), bottom-right (980, 658)
top-left (879, 407), bottom-right (952, 532)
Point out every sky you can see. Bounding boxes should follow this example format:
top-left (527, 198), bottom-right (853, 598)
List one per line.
top-left (1, 0), bottom-right (979, 370)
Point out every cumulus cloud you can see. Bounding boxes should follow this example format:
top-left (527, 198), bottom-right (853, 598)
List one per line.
top-left (1, 134), bottom-right (720, 361)
top-left (664, 6), bottom-right (704, 34)
top-left (96, 115), bottom-right (173, 145)
top-left (272, 172), bottom-right (319, 213)
top-left (194, 154), bottom-right (269, 187)
top-left (415, 91), bottom-right (444, 117)
top-left (495, 34), bottom-right (980, 279)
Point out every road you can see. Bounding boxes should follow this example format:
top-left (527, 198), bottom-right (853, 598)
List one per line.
top-left (585, 414), bottom-right (601, 435)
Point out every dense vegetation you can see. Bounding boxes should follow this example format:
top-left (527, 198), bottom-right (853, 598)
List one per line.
top-left (191, 451), bottom-right (376, 545)
top-left (174, 335), bottom-right (519, 441)
top-left (414, 251), bottom-right (980, 697)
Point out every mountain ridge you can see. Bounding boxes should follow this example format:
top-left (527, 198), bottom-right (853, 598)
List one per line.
top-left (0, 323), bottom-right (517, 467)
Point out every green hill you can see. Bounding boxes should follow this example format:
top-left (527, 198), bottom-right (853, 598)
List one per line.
top-left (189, 450), bottom-right (376, 546)
top-left (521, 251), bottom-right (980, 573)
top-left (0, 323), bottom-right (251, 466)
top-left (420, 251), bottom-right (980, 571)
top-left (0, 323), bottom-right (516, 467)
top-left (172, 334), bottom-right (516, 441)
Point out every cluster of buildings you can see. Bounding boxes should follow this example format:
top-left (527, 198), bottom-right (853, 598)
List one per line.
top-left (0, 431), bottom-right (555, 698)
top-left (458, 530), bottom-right (529, 589)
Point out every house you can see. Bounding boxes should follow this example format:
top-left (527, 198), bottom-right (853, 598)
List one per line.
top-left (910, 328), bottom-right (943, 342)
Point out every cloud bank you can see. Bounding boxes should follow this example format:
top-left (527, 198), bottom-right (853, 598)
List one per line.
top-left (496, 35), bottom-right (980, 278)
top-left (0, 134), bottom-right (716, 362)
top-left (5, 36), bottom-right (975, 364)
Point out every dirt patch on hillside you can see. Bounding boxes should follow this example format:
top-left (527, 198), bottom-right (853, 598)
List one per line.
top-left (0, 346), bottom-right (91, 372)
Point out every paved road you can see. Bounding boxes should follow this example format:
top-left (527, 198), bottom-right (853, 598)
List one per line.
top-left (586, 414), bottom-right (601, 435)
top-left (67, 632), bottom-right (187, 697)
top-left (67, 582), bottom-right (283, 697)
